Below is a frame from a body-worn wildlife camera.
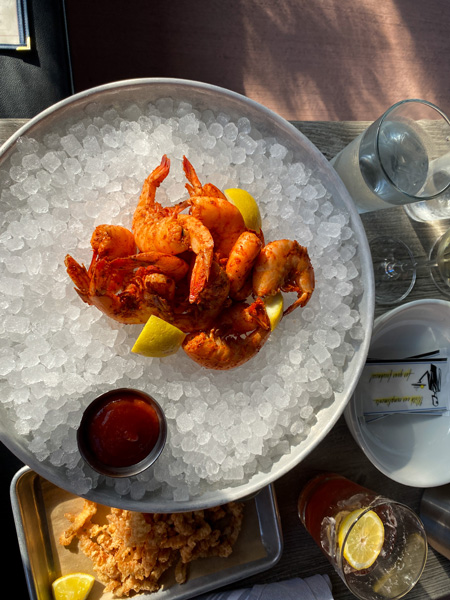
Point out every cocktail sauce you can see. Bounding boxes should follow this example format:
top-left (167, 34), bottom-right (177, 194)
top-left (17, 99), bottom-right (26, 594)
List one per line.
top-left (78, 388), bottom-right (166, 475)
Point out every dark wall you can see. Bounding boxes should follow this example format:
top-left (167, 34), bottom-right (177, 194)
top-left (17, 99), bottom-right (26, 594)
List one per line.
top-left (0, 0), bottom-right (73, 118)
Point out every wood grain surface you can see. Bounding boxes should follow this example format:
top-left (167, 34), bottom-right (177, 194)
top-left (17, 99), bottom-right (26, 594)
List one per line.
top-left (1, 118), bottom-right (450, 599)
top-left (62, 0), bottom-right (450, 122)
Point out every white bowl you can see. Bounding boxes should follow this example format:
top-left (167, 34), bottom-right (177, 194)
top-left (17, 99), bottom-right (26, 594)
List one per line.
top-left (0, 78), bottom-right (374, 511)
top-left (345, 299), bottom-right (450, 488)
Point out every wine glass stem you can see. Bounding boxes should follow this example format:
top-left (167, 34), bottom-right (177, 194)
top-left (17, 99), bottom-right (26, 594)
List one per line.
top-left (413, 257), bottom-right (438, 270)
top-left (383, 260), bottom-right (414, 279)
top-left (386, 256), bottom-right (439, 275)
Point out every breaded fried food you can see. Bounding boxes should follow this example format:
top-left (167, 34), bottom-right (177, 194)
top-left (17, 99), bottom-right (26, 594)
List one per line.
top-left (59, 500), bottom-right (244, 597)
top-left (59, 499), bottom-right (98, 546)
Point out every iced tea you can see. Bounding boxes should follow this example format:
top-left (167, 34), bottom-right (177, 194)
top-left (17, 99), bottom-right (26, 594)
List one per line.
top-left (298, 473), bottom-right (427, 600)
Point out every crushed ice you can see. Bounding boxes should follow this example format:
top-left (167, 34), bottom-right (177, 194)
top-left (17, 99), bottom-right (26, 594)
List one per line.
top-left (0, 98), bottom-right (365, 502)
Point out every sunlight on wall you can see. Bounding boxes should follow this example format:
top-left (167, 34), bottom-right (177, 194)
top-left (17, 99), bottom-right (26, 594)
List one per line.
top-left (240, 0), bottom-right (450, 121)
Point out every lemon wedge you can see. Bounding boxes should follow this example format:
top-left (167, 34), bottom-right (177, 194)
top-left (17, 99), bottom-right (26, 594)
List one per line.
top-left (372, 532), bottom-right (427, 598)
top-left (131, 315), bottom-right (187, 357)
top-left (263, 292), bottom-right (284, 330)
top-left (224, 188), bottom-right (262, 232)
top-left (338, 508), bottom-right (385, 570)
top-left (52, 573), bottom-right (95, 600)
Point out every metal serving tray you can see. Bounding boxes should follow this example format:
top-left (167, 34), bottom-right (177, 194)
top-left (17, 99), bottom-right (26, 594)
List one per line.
top-left (10, 467), bottom-right (283, 600)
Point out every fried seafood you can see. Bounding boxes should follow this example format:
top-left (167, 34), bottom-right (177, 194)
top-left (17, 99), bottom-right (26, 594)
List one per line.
top-left (59, 500), bottom-right (244, 597)
top-left (65, 154), bottom-right (315, 368)
top-left (59, 499), bottom-right (98, 546)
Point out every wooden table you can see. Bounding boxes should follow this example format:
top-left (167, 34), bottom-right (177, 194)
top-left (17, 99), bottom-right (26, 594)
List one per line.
top-left (2, 119), bottom-right (450, 600)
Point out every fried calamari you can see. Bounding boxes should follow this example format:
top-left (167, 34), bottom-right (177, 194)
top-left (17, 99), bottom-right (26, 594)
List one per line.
top-left (59, 500), bottom-right (244, 597)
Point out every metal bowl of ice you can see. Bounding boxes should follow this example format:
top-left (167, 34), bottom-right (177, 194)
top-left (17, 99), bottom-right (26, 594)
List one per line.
top-left (0, 78), bottom-right (374, 511)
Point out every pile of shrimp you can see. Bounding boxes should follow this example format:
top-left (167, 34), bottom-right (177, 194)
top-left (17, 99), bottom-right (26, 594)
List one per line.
top-left (65, 155), bottom-right (315, 370)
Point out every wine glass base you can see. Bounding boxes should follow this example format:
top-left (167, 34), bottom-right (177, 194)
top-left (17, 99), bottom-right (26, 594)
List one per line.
top-left (429, 235), bottom-right (450, 296)
top-left (369, 237), bottom-right (416, 305)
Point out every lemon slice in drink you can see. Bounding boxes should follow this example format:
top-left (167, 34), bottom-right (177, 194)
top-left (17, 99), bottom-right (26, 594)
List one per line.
top-left (52, 573), bottom-right (95, 600)
top-left (224, 188), bottom-right (262, 232)
top-left (131, 316), bottom-right (187, 357)
top-left (264, 292), bottom-right (284, 330)
top-left (338, 508), bottom-right (385, 570)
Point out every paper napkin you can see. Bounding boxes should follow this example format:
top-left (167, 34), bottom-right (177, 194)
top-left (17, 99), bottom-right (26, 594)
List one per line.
top-left (355, 350), bottom-right (450, 422)
top-left (193, 574), bottom-right (334, 600)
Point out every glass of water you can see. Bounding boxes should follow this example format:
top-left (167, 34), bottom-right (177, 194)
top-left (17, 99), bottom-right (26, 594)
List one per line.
top-left (331, 99), bottom-right (450, 213)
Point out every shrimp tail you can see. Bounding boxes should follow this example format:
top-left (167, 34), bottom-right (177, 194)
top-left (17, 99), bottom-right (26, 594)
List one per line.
top-left (141, 154), bottom-right (171, 208)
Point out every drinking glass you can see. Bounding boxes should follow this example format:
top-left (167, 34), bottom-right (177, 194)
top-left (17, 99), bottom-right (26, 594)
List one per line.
top-left (370, 227), bottom-right (450, 305)
top-left (403, 186), bottom-right (450, 222)
top-left (331, 99), bottom-right (450, 213)
top-left (298, 473), bottom-right (428, 600)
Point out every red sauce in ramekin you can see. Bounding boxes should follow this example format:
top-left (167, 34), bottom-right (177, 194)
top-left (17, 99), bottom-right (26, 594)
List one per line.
top-left (78, 388), bottom-right (166, 474)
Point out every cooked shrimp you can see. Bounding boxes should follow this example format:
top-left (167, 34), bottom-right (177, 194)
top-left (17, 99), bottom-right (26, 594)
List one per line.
top-left (182, 155), bottom-right (226, 199)
top-left (78, 224), bottom-right (137, 279)
top-left (252, 239), bottom-right (315, 315)
top-left (182, 156), bottom-right (246, 258)
top-left (90, 224), bottom-right (136, 263)
top-left (135, 272), bottom-right (177, 302)
top-left (132, 155), bottom-right (214, 303)
top-left (226, 231), bottom-right (263, 299)
top-left (175, 213), bottom-right (214, 303)
top-left (132, 155), bottom-right (184, 254)
top-left (65, 252), bottom-right (189, 324)
top-left (182, 298), bottom-right (271, 370)
top-left (164, 260), bottom-right (231, 333)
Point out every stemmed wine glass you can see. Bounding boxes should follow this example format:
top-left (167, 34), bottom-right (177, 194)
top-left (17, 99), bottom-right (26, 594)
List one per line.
top-left (369, 228), bottom-right (450, 305)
